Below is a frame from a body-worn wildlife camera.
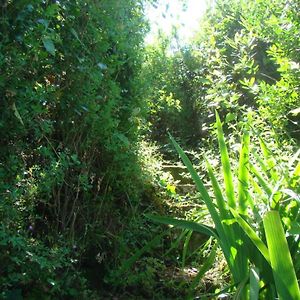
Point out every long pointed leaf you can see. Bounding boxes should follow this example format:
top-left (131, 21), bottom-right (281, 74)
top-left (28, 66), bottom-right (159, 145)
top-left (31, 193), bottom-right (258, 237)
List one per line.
top-left (233, 275), bottom-right (249, 300)
top-left (182, 230), bottom-right (193, 267)
top-left (206, 158), bottom-right (229, 220)
top-left (145, 214), bottom-right (218, 239)
top-left (216, 113), bottom-right (248, 284)
top-left (206, 158), bottom-right (239, 273)
top-left (169, 134), bottom-right (230, 258)
top-left (250, 267), bottom-right (260, 300)
top-left (216, 111), bottom-right (235, 208)
top-left (249, 163), bottom-right (273, 197)
top-left (263, 211), bottom-right (300, 300)
top-left (189, 243), bottom-right (217, 294)
top-left (238, 128), bottom-right (250, 214)
top-left (230, 208), bottom-right (270, 264)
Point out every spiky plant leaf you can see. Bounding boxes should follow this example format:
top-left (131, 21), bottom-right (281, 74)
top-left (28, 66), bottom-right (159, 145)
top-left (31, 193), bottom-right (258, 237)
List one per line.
top-left (215, 111), bottom-right (235, 208)
top-left (263, 211), bottom-right (300, 300)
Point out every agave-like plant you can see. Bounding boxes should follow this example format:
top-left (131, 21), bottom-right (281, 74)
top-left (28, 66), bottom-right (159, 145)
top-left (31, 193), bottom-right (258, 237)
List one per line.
top-left (147, 112), bottom-right (300, 299)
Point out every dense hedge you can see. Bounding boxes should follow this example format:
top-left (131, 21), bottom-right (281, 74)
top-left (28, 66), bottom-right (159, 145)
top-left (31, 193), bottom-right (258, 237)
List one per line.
top-left (0, 0), bottom-right (151, 297)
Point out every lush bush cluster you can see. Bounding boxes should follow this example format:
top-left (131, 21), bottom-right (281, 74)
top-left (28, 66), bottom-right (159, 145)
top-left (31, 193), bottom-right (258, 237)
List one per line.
top-left (144, 0), bottom-right (300, 146)
top-left (141, 37), bottom-right (211, 146)
top-left (0, 0), bottom-right (156, 297)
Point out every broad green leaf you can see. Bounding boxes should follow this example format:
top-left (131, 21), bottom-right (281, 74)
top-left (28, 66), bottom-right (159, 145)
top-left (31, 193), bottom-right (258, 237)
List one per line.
top-left (115, 133), bottom-right (130, 147)
top-left (45, 3), bottom-right (60, 17)
top-left (42, 37), bottom-right (55, 56)
top-left (225, 112), bottom-right (236, 123)
top-left (263, 211), bottom-right (300, 300)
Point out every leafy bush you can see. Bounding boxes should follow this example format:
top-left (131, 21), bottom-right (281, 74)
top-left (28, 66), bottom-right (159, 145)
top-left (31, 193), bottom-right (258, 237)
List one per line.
top-left (144, 0), bottom-right (300, 145)
top-left (0, 226), bottom-right (90, 299)
top-left (0, 0), bottom-right (155, 295)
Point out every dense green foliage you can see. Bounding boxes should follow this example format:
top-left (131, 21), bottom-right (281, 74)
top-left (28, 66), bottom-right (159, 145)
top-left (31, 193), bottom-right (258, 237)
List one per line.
top-left (1, 0), bottom-right (299, 298)
top-left (0, 0), bottom-right (156, 297)
top-left (143, 0), bottom-right (300, 146)
top-left (150, 112), bottom-right (300, 298)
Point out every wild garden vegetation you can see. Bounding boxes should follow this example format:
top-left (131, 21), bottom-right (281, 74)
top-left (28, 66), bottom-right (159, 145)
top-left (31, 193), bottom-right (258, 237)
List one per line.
top-left (0, 0), bottom-right (299, 299)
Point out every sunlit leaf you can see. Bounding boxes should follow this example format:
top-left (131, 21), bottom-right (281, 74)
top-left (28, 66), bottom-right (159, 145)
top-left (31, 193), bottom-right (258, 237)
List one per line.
top-left (263, 211), bottom-right (300, 299)
top-left (145, 214), bottom-right (218, 238)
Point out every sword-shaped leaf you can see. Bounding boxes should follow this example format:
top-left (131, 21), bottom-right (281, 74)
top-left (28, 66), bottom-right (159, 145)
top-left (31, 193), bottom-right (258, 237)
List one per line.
top-left (263, 211), bottom-right (300, 300)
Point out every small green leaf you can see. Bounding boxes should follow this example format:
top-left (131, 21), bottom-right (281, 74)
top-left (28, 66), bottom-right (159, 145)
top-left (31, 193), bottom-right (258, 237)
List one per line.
top-left (42, 37), bottom-right (55, 56)
top-left (70, 28), bottom-right (79, 40)
top-left (166, 183), bottom-right (176, 194)
top-left (225, 112), bottom-right (236, 123)
top-left (249, 77), bottom-right (255, 86)
top-left (11, 102), bottom-right (24, 126)
top-left (115, 133), bottom-right (130, 147)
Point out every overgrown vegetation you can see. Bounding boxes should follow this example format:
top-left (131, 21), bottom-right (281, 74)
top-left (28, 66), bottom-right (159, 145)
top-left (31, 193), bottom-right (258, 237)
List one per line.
top-left (149, 111), bottom-right (300, 298)
top-left (1, 0), bottom-right (299, 299)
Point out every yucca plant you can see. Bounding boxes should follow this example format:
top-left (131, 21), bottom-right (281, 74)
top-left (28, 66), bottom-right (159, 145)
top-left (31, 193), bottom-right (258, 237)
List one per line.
top-left (147, 112), bottom-right (300, 299)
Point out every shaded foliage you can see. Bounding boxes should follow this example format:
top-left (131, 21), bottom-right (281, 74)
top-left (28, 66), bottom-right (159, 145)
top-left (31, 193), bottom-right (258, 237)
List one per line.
top-left (0, 0), bottom-right (154, 297)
